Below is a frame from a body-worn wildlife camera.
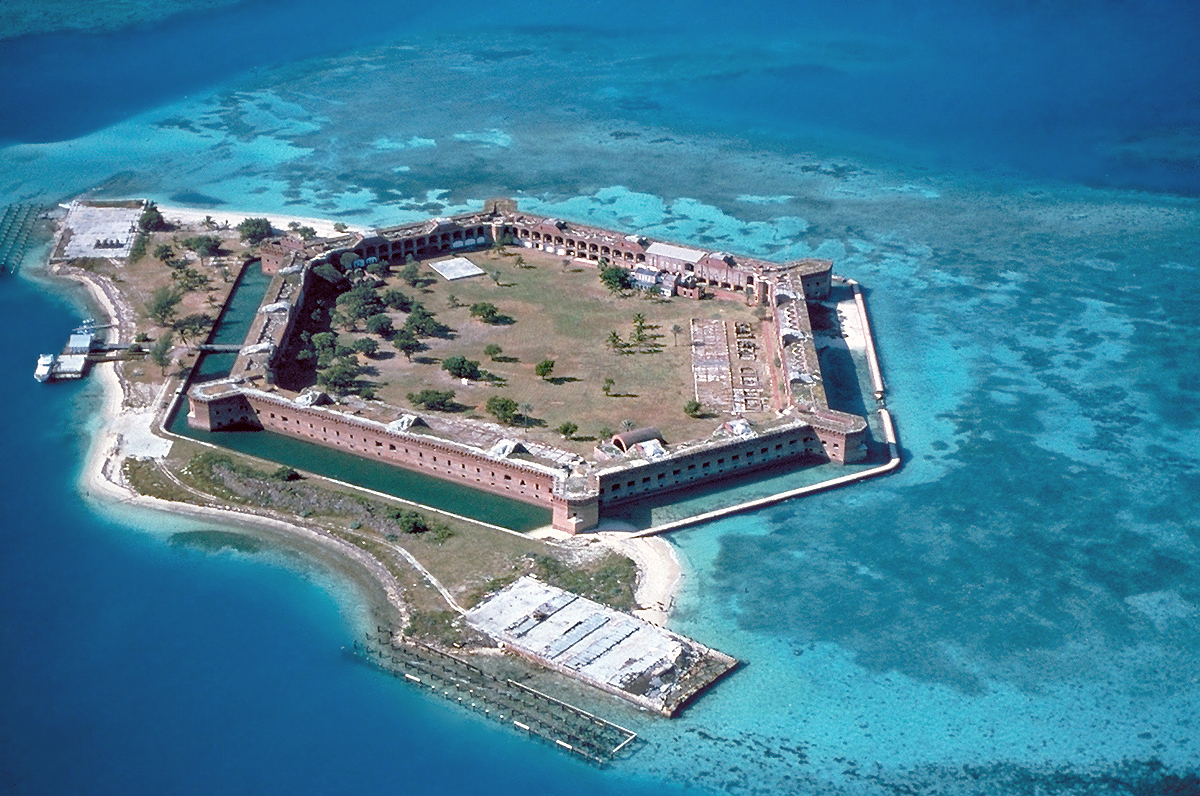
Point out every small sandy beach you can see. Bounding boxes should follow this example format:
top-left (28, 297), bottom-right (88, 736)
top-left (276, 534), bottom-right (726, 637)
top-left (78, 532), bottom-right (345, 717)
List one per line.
top-left (156, 204), bottom-right (372, 239)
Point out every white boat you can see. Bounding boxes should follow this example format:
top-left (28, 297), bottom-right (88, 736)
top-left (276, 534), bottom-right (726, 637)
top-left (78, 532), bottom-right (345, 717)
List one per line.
top-left (34, 353), bottom-right (55, 382)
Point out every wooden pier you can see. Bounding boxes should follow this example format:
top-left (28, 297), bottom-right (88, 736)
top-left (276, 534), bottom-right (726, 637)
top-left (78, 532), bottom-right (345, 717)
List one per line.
top-left (0, 204), bottom-right (41, 274)
top-left (355, 632), bottom-right (639, 766)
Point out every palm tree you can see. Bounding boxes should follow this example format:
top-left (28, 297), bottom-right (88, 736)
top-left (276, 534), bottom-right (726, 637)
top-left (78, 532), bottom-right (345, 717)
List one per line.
top-left (607, 330), bottom-right (623, 350)
top-left (602, 377), bottom-right (615, 396)
top-left (621, 419), bottom-right (636, 432)
top-left (671, 323), bottom-right (683, 346)
top-left (520, 402), bottom-right (533, 427)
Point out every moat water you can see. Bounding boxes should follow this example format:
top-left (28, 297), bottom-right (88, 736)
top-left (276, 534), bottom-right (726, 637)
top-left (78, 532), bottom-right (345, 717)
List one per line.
top-left (2, 1), bottom-right (1199, 794)
top-left (166, 261), bottom-right (552, 532)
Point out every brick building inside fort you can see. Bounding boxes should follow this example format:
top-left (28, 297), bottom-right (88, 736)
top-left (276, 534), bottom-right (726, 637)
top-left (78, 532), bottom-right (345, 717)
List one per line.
top-left (193, 200), bottom-right (869, 533)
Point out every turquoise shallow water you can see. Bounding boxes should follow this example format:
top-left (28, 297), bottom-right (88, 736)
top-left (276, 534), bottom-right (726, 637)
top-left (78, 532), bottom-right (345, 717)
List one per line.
top-left (2, 1), bottom-right (1199, 794)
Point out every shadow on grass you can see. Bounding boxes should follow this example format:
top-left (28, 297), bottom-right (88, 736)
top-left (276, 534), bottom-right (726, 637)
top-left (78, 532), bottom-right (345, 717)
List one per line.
top-left (545, 376), bottom-right (581, 385)
top-left (490, 355), bottom-right (519, 363)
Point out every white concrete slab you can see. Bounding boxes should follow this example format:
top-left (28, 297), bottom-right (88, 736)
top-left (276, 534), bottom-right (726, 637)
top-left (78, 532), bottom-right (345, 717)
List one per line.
top-left (429, 256), bottom-right (486, 281)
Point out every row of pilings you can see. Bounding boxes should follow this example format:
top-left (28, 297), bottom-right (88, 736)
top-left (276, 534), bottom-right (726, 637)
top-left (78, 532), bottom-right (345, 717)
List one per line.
top-left (355, 629), bottom-right (639, 766)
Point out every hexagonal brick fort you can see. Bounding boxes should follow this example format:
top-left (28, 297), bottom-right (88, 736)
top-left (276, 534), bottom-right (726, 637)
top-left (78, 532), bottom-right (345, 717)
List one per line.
top-left (187, 198), bottom-right (869, 533)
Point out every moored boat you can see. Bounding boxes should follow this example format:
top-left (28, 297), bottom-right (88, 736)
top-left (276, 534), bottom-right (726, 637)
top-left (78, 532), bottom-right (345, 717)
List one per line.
top-left (34, 353), bottom-right (55, 382)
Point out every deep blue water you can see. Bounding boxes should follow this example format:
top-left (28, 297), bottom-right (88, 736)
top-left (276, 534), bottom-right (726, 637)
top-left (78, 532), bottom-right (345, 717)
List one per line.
top-left (0, 277), bottom-right (671, 795)
top-left (2, 1), bottom-right (1200, 794)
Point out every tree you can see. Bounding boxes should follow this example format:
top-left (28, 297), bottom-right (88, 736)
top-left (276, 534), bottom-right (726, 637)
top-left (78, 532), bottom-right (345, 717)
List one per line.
top-left (621, 419), bottom-right (636, 431)
top-left (404, 304), bottom-right (449, 338)
top-left (333, 222), bottom-right (348, 233)
top-left (382, 288), bottom-right (412, 311)
top-left (145, 286), bottom-right (181, 325)
top-left (400, 260), bottom-right (421, 286)
top-left (154, 243), bottom-right (174, 262)
top-left (602, 377), bottom-right (615, 396)
top-left (202, 215), bottom-right (217, 230)
top-left (316, 358), bottom-right (363, 395)
top-left (519, 402), bottom-right (533, 427)
top-left (237, 217), bottom-right (273, 244)
top-left (534, 359), bottom-right (555, 380)
top-left (271, 466), bottom-right (299, 481)
top-left (364, 313), bottom-right (395, 339)
top-left (313, 263), bottom-right (348, 288)
top-left (296, 225), bottom-right (317, 241)
top-left (484, 344), bottom-right (503, 360)
top-left (684, 400), bottom-right (702, 418)
top-left (599, 265), bottom-right (631, 293)
top-left (366, 259), bottom-right (390, 277)
top-left (607, 330), bottom-right (623, 350)
top-left (138, 203), bottom-right (167, 232)
top-left (352, 337), bottom-right (379, 357)
top-left (173, 313), bottom-right (213, 345)
top-left (671, 323), bottom-right (684, 346)
top-left (485, 395), bottom-right (519, 425)
top-left (514, 254), bottom-right (527, 268)
top-left (469, 302), bottom-right (501, 323)
top-left (311, 331), bottom-right (337, 352)
top-left (149, 331), bottom-right (173, 375)
top-left (392, 328), bottom-right (423, 360)
top-left (556, 421), bottom-right (578, 439)
top-left (336, 283), bottom-right (384, 330)
top-left (441, 355), bottom-right (481, 380)
top-left (407, 389), bottom-right (456, 411)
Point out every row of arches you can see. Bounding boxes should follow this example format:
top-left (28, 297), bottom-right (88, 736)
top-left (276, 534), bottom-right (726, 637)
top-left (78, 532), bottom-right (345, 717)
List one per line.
top-left (504, 226), bottom-right (648, 264)
top-left (356, 225), bottom-right (492, 260)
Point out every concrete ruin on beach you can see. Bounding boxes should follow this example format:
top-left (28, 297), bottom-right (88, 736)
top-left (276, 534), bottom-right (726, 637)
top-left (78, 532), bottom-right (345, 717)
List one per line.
top-left (466, 576), bottom-right (738, 716)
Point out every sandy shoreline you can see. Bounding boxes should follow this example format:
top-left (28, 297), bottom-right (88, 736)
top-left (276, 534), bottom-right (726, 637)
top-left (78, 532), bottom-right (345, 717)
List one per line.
top-left (51, 255), bottom-right (684, 640)
top-left (156, 204), bottom-right (372, 240)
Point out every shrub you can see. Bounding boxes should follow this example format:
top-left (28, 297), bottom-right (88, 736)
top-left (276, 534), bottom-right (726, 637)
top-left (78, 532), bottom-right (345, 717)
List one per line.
top-left (407, 389), bottom-right (457, 411)
top-left (138, 203), bottom-right (167, 232)
top-left (237, 217), bottom-right (273, 244)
